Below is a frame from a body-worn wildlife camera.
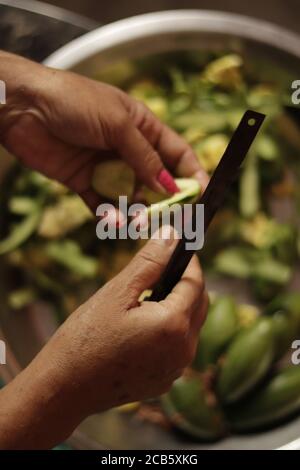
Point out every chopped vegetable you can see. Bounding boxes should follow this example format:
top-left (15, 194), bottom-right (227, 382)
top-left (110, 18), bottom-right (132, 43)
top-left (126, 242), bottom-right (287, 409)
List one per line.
top-left (45, 240), bottom-right (99, 278)
top-left (38, 195), bottom-right (93, 238)
top-left (0, 208), bottom-right (41, 255)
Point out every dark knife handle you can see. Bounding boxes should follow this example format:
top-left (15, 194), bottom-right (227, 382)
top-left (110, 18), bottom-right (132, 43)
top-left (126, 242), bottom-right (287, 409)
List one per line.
top-left (148, 110), bottom-right (265, 302)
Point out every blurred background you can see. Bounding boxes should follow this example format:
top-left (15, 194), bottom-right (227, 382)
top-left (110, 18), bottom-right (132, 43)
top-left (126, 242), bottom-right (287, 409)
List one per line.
top-left (22, 0), bottom-right (300, 32)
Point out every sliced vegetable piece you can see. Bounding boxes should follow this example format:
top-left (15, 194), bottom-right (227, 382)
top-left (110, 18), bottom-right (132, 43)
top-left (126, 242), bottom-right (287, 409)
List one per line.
top-left (8, 288), bottom-right (37, 310)
top-left (214, 247), bottom-right (292, 285)
top-left (93, 160), bottom-right (200, 214)
top-left (202, 54), bottom-right (243, 89)
top-left (92, 161), bottom-right (135, 200)
top-left (0, 209), bottom-right (41, 255)
top-left (45, 240), bottom-right (99, 278)
top-left (9, 197), bottom-right (38, 215)
top-left (38, 195), bottom-right (93, 238)
top-left (194, 134), bottom-right (229, 172)
top-left (145, 178), bottom-right (200, 218)
top-left (239, 153), bottom-right (260, 218)
top-left (240, 213), bottom-right (295, 253)
top-left (255, 134), bottom-right (279, 161)
top-left (214, 247), bottom-right (252, 279)
top-left (252, 257), bottom-right (291, 285)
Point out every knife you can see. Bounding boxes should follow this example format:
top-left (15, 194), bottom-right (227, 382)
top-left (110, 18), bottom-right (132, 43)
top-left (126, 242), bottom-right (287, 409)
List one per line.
top-left (148, 109), bottom-right (266, 302)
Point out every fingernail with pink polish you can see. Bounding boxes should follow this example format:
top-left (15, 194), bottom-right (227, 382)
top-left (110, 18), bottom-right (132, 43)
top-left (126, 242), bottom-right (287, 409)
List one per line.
top-left (105, 208), bottom-right (126, 229)
top-left (157, 169), bottom-right (180, 194)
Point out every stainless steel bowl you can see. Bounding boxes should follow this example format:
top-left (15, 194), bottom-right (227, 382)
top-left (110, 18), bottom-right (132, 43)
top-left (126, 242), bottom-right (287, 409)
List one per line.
top-left (1, 10), bottom-right (300, 450)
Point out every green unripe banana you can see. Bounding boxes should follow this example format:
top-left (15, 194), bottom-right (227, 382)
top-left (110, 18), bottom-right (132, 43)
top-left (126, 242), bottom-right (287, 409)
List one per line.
top-left (265, 293), bottom-right (300, 333)
top-left (162, 375), bottom-right (226, 440)
top-left (270, 310), bottom-right (298, 360)
top-left (193, 296), bottom-right (239, 370)
top-left (227, 366), bottom-right (300, 431)
top-left (264, 293), bottom-right (300, 359)
top-left (217, 318), bottom-right (274, 404)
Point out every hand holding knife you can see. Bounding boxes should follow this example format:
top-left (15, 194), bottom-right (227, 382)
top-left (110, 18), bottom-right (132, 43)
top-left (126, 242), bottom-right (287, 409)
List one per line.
top-left (148, 110), bottom-right (266, 302)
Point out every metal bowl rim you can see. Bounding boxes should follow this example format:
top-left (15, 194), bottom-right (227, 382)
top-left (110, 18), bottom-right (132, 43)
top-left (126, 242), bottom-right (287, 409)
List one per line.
top-left (44, 9), bottom-right (300, 70)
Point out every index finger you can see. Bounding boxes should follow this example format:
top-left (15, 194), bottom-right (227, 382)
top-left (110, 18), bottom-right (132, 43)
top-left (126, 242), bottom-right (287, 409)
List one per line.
top-left (128, 99), bottom-right (209, 191)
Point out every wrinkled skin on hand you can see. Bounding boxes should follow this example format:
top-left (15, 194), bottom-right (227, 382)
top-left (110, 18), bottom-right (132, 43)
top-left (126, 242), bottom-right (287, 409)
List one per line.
top-left (0, 52), bottom-right (208, 213)
top-left (0, 228), bottom-right (208, 448)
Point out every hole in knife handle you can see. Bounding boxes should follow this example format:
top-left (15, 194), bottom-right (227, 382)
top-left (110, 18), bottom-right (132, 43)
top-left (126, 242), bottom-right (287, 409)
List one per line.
top-left (248, 118), bottom-right (256, 126)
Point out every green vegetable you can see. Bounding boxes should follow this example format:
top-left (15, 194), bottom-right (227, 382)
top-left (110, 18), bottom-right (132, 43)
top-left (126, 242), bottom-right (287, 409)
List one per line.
top-left (264, 293), bottom-right (300, 354)
top-left (240, 214), bottom-right (297, 262)
top-left (193, 296), bottom-right (239, 370)
top-left (256, 134), bottom-right (279, 161)
top-left (214, 247), bottom-right (292, 286)
top-left (45, 240), bottom-right (99, 278)
top-left (265, 292), bottom-right (300, 332)
top-left (195, 134), bottom-right (229, 172)
top-left (38, 195), bottom-right (92, 239)
top-left (92, 160), bottom-right (135, 200)
top-left (227, 366), bottom-right (300, 431)
top-left (92, 159), bottom-right (200, 215)
top-left (202, 54), bottom-right (243, 89)
top-left (252, 257), bottom-right (291, 284)
top-left (0, 209), bottom-right (41, 255)
top-left (214, 247), bottom-right (252, 279)
top-left (217, 318), bottom-right (274, 404)
top-left (145, 178), bottom-right (200, 218)
top-left (9, 197), bottom-right (38, 215)
top-left (239, 153), bottom-right (260, 218)
top-left (8, 288), bottom-right (36, 310)
top-left (162, 375), bottom-right (226, 440)
top-left (269, 310), bottom-right (298, 360)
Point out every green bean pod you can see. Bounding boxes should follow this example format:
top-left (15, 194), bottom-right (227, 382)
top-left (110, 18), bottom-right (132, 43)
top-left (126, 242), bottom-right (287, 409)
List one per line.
top-left (162, 375), bottom-right (226, 440)
top-left (217, 318), bottom-right (274, 404)
top-left (227, 366), bottom-right (300, 431)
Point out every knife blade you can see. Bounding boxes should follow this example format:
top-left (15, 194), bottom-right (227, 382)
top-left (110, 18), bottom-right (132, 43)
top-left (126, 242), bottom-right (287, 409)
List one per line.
top-left (148, 109), bottom-right (266, 302)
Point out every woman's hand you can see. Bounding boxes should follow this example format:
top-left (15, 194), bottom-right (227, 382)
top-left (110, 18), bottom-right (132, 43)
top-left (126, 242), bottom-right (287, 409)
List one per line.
top-left (0, 228), bottom-right (208, 449)
top-left (0, 51), bottom-right (208, 214)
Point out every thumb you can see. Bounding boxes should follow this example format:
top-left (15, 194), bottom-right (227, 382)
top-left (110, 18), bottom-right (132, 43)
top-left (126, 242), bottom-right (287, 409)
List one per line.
top-left (115, 120), bottom-right (179, 195)
top-left (118, 226), bottom-right (178, 301)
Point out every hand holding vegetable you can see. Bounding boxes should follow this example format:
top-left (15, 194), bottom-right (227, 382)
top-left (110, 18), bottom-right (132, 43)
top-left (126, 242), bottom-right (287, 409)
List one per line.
top-left (0, 51), bottom-right (208, 215)
top-left (0, 227), bottom-right (208, 449)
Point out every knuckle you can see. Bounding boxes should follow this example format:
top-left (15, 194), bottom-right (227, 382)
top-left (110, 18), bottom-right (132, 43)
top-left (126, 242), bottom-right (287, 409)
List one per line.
top-left (113, 112), bottom-right (130, 134)
top-left (141, 145), bottom-right (160, 170)
top-left (165, 314), bottom-right (189, 341)
top-left (176, 341), bottom-right (195, 369)
top-left (133, 247), bottom-right (165, 278)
